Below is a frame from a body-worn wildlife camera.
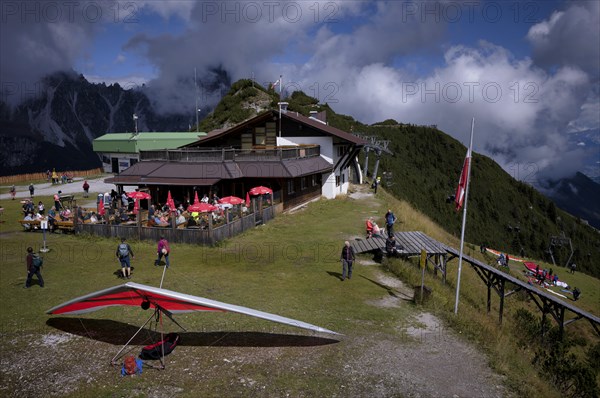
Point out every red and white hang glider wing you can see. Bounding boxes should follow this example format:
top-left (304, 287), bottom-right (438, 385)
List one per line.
top-left (47, 282), bottom-right (339, 335)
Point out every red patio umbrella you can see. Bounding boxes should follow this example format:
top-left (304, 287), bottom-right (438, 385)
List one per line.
top-left (133, 199), bottom-right (139, 215)
top-left (219, 196), bottom-right (244, 205)
top-left (127, 191), bottom-right (151, 200)
top-left (249, 186), bottom-right (273, 196)
top-left (98, 198), bottom-right (106, 216)
top-left (245, 192), bottom-right (250, 207)
top-left (193, 192), bottom-right (200, 205)
top-left (187, 202), bottom-right (217, 213)
top-left (166, 191), bottom-right (176, 211)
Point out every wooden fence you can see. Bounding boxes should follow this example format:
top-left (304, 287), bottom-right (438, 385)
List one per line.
top-left (0, 168), bottom-right (103, 184)
top-left (75, 205), bottom-right (275, 246)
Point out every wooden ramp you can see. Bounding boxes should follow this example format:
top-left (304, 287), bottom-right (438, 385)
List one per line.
top-left (351, 231), bottom-right (447, 256)
top-left (351, 231), bottom-right (450, 282)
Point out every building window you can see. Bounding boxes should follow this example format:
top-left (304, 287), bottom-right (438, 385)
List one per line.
top-left (335, 175), bottom-right (340, 187)
top-left (300, 177), bottom-right (307, 190)
top-left (311, 174), bottom-right (317, 187)
top-left (254, 127), bottom-right (266, 146)
top-left (287, 179), bottom-right (295, 194)
top-left (337, 146), bottom-right (346, 157)
top-left (341, 171), bottom-right (345, 184)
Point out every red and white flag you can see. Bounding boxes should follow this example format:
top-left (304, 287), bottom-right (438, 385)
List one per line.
top-left (270, 78), bottom-right (281, 90)
top-left (454, 147), bottom-right (471, 211)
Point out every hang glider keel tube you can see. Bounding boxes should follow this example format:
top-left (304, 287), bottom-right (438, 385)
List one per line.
top-left (47, 282), bottom-right (340, 366)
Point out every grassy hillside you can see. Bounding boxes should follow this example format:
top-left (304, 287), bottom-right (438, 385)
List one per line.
top-left (355, 122), bottom-right (600, 279)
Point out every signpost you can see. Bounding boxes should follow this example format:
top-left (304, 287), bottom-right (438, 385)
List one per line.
top-left (40, 218), bottom-right (50, 253)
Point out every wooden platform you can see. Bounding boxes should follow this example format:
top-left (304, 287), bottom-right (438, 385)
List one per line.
top-left (351, 231), bottom-right (447, 256)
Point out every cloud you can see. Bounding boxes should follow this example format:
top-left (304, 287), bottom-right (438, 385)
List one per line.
top-left (297, 41), bottom-right (591, 181)
top-left (114, 54), bottom-right (126, 64)
top-left (0, 1), bottom-right (133, 105)
top-left (527, 1), bottom-right (600, 76)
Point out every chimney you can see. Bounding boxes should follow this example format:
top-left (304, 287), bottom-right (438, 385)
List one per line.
top-left (309, 110), bottom-right (327, 124)
top-left (278, 102), bottom-right (289, 114)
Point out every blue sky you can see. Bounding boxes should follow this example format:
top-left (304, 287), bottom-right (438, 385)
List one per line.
top-left (1, 0), bottom-right (599, 181)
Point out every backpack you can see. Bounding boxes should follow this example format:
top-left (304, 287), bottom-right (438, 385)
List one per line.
top-left (118, 243), bottom-right (129, 258)
top-left (32, 255), bottom-right (43, 268)
top-left (121, 355), bottom-right (142, 376)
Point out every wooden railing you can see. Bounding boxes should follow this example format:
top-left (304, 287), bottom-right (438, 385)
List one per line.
top-left (75, 204), bottom-right (275, 246)
top-left (140, 146), bottom-right (320, 163)
top-left (0, 168), bottom-right (103, 184)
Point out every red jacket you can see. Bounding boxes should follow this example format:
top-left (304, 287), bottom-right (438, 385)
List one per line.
top-left (158, 239), bottom-right (170, 254)
top-left (366, 219), bottom-right (374, 232)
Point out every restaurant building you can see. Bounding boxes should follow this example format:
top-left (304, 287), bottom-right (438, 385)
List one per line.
top-left (106, 109), bottom-right (366, 211)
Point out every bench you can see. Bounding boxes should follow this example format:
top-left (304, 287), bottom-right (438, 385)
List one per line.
top-left (55, 221), bottom-right (74, 232)
top-left (18, 220), bottom-right (42, 231)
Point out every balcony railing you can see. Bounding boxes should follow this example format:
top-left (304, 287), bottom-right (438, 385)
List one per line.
top-left (140, 145), bottom-right (320, 162)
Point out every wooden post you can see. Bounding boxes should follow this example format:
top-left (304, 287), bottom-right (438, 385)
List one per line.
top-left (420, 249), bottom-right (426, 303)
top-left (208, 213), bottom-right (213, 244)
top-left (137, 207), bottom-right (141, 241)
top-left (499, 279), bottom-right (505, 324)
top-left (72, 205), bottom-right (79, 233)
top-left (442, 255), bottom-right (447, 284)
top-left (487, 278), bottom-right (492, 314)
top-left (558, 306), bottom-right (565, 340)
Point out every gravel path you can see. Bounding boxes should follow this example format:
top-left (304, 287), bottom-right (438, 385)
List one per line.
top-left (0, 176), bottom-right (138, 207)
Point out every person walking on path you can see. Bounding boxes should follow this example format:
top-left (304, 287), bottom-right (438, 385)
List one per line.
top-left (340, 241), bottom-right (355, 281)
top-left (25, 247), bottom-right (44, 288)
top-left (116, 238), bottom-right (134, 279)
top-left (385, 209), bottom-right (397, 237)
top-left (10, 185), bottom-right (16, 200)
top-left (155, 236), bottom-right (170, 268)
top-left (82, 181), bottom-right (90, 198)
top-left (29, 183), bottom-right (34, 198)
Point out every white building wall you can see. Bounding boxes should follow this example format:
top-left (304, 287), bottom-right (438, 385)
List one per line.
top-left (276, 136), bottom-right (352, 199)
top-left (101, 152), bottom-right (139, 173)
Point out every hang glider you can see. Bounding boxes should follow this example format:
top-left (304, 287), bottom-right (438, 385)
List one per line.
top-left (46, 282), bottom-right (339, 336)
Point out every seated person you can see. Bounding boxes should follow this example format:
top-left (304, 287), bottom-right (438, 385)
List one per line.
top-left (22, 213), bottom-right (34, 230)
top-left (199, 217), bottom-right (208, 229)
top-left (372, 222), bottom-right (382, 238)
top-left (88, 212), bottom-right (98, 223)
top-left (77, 206), bottom-right (85, 222)
top-left (120, 210), bottom-right (130, 222)
top-left (385, 235), bottom-right (402, 256)
top-left (496, 253), bottom-right (507, 267)
top-left (176, 213), bottom-right (186, 226)
top-left (60, 208), bottom-right (72, 221)
top-left (186, 216), bottom-right (197, 228)
top-left (572, 287), bottom-right (581, 301)
top-left (366, 217), bottom-right (374, 238)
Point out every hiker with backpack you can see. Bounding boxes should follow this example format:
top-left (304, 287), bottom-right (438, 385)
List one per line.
top-left (116, 238), bottom-right (134, 279)
top-left (25, 247), bottom-right (44, 288)
top-left (155, 236), bottom-right (170, 268)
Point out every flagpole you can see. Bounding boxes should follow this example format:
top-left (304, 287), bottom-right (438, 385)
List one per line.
top-left (454, 117), bottom-right (475, 315)
top-left (278, 74), bottom-right (283, 138)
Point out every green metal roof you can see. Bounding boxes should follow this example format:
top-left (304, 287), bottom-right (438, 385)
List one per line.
top-left (93, 132), bottom-right (206, 153)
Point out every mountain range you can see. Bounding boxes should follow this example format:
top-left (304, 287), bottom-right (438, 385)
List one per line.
top-left (0, 70), bottom-right (227, 175)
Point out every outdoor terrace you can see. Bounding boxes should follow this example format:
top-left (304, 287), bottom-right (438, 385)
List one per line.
top-left (140, 145), bottom-right (321, 162)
